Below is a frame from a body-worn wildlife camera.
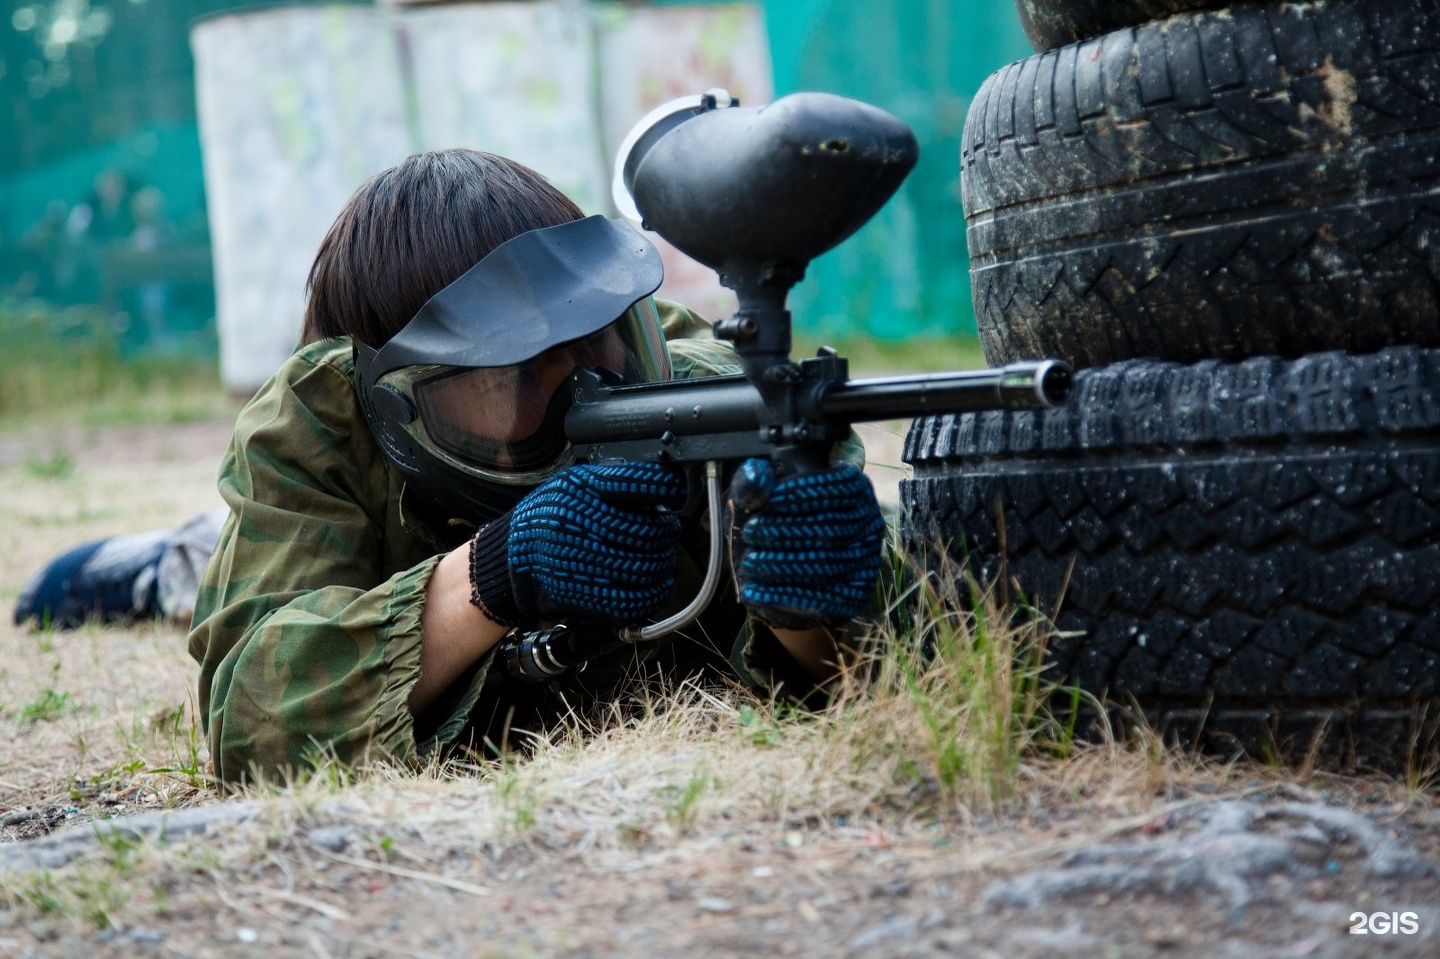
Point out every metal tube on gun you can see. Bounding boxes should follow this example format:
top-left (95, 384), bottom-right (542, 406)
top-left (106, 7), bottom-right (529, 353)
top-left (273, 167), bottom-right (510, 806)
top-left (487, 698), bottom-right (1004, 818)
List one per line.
top-left (816, 358), bottom-right (1072, 419)
top-left (999, 359), bottom-right (1073, 409)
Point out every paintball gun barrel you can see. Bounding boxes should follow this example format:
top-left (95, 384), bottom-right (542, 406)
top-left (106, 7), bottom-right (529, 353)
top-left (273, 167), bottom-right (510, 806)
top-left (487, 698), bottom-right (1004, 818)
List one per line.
top-left (500, 90), bottom-right (1073, 682)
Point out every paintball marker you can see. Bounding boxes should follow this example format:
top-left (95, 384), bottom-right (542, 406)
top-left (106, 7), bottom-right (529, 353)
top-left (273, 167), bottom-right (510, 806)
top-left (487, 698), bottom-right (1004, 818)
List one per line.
top-left (500, 90), bottom-right (1073, 683)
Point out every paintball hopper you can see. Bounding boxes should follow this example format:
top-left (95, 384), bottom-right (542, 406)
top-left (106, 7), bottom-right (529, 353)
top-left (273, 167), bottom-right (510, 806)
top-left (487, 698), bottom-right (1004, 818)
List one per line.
top-left (613, 90), bottom-right (919, 291)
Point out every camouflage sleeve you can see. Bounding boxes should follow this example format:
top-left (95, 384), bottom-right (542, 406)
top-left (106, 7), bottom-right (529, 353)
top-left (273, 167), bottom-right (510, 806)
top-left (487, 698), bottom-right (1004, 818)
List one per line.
top-left (188, 344), bottom-right (446, 785)
top-left (654, 297), bottom-right (736, 377)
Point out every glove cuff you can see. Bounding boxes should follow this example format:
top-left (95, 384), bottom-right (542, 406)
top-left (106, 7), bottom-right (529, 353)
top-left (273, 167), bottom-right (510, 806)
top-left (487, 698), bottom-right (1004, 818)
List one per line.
top-left (468, 516), bottom-right (524, 628)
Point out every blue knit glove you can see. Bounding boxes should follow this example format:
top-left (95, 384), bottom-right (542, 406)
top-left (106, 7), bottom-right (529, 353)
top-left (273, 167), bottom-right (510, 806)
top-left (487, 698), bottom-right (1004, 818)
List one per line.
top-left (729, 458), bottom-right (886, 630)
top-left (468, 462), bottom-right (687, 627)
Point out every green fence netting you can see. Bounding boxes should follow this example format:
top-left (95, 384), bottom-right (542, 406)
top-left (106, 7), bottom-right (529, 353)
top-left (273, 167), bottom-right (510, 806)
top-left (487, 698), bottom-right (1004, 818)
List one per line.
top-left (0, 0), bottom-right (363, 354)
top-left (761, 0), bottom-right (1030, 341)
top-left (2, 0), bottom-right (1030, 351)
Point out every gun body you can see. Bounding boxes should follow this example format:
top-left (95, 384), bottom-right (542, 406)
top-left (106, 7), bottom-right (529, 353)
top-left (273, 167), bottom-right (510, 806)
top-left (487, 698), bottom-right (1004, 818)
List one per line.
top-left (498, 90), bottom-right (1074, 681)
top-left (498, 355), bottom-right (1070, 684)
top-left (567, 358), bottom-right (1073, 469)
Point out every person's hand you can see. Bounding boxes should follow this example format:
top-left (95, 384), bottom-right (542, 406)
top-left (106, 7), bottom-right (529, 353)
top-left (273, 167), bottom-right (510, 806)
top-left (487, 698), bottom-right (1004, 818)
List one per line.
top-left (468, 462), bottom-right (687, 627)
top-left (728, 458), bottom-right (886, 630)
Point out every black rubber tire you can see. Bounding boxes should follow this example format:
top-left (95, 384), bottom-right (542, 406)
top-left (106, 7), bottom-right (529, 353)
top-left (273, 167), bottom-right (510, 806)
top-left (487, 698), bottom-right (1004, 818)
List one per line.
top-left (901, 346), bottom-right (1440, 768)
top-left (1015, 0), bottom-right (1240, 54)
top-left (965, 0), bottom-right (1440, 372)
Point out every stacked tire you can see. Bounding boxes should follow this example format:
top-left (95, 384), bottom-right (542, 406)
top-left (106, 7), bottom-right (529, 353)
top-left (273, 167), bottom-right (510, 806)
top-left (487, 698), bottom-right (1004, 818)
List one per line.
top-left (901, 0), bottom-right (1440, 768)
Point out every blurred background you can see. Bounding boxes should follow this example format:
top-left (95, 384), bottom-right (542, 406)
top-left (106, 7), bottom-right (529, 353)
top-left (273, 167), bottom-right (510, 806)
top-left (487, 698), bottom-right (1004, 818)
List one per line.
top-left (0, 0), bottom-right (1029, 403)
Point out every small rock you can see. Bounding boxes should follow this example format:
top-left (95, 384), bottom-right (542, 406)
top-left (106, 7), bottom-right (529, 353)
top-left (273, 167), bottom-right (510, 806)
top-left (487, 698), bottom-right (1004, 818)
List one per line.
top-left (851, 917), bottom-right (920, 950)
top-left (870, 880), bottom-right (913, 898)
top-left (91, 924), bottom-right (166, 945)
top-left (305, 826), bottom-right (354, 852)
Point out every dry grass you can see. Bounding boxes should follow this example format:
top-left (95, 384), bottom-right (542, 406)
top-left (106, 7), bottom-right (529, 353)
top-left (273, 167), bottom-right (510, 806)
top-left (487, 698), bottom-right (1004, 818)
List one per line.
top-left (1, 301), bottom-right (224, 431)
top-left (0, 335), bottom-right (1434, 950)
top-left (0, 589), bottom-right (1432, 945)
top-left (214, 553), bottom-right (1338, 861)
top-left (0, 415), bottom-right (234, 823)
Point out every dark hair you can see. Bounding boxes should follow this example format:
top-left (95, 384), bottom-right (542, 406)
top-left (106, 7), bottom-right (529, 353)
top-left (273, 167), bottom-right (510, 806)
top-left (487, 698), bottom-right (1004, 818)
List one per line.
top-left (301, 149), bottom-right (585, 347)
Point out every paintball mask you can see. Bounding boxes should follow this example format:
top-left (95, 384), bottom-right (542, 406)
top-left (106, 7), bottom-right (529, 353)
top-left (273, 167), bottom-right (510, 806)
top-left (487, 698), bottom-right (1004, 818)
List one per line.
top-left (353, 215), bottom-right (671, 526)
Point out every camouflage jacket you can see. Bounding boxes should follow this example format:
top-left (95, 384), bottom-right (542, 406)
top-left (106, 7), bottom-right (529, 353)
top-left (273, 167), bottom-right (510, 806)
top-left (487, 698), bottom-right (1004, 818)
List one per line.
top-left (189, 302), bottom-right (865, 785)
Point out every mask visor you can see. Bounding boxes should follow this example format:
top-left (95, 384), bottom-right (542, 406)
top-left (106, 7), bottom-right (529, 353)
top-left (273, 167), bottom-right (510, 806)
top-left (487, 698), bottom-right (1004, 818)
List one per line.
top-left (377, 300), bottom-right (671, 486)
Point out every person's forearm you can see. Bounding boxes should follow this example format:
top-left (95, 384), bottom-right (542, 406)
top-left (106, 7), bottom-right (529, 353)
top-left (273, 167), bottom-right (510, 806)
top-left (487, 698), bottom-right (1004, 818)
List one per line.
top-left (769, 625), bottom-right (845, 684)
top-left (412, 542), bottom-right (509, 713)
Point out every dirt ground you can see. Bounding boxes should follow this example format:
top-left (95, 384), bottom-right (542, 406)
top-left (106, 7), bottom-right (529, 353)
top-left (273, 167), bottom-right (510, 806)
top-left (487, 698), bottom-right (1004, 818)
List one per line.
top-left (0, 410), bottom-right (1438, 957)
top-left (0, 413), bottom-right (233, 823)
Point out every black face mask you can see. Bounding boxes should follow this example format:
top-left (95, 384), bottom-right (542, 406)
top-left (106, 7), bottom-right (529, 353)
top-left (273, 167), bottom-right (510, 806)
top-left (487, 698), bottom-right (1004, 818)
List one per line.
top-left (353, 216), bottom-right (668, 528)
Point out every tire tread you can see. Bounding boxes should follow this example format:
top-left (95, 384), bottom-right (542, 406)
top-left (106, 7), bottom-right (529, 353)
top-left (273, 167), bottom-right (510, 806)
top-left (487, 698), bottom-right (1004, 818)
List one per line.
top-left (901, 348), bottom-right (1440, 738)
